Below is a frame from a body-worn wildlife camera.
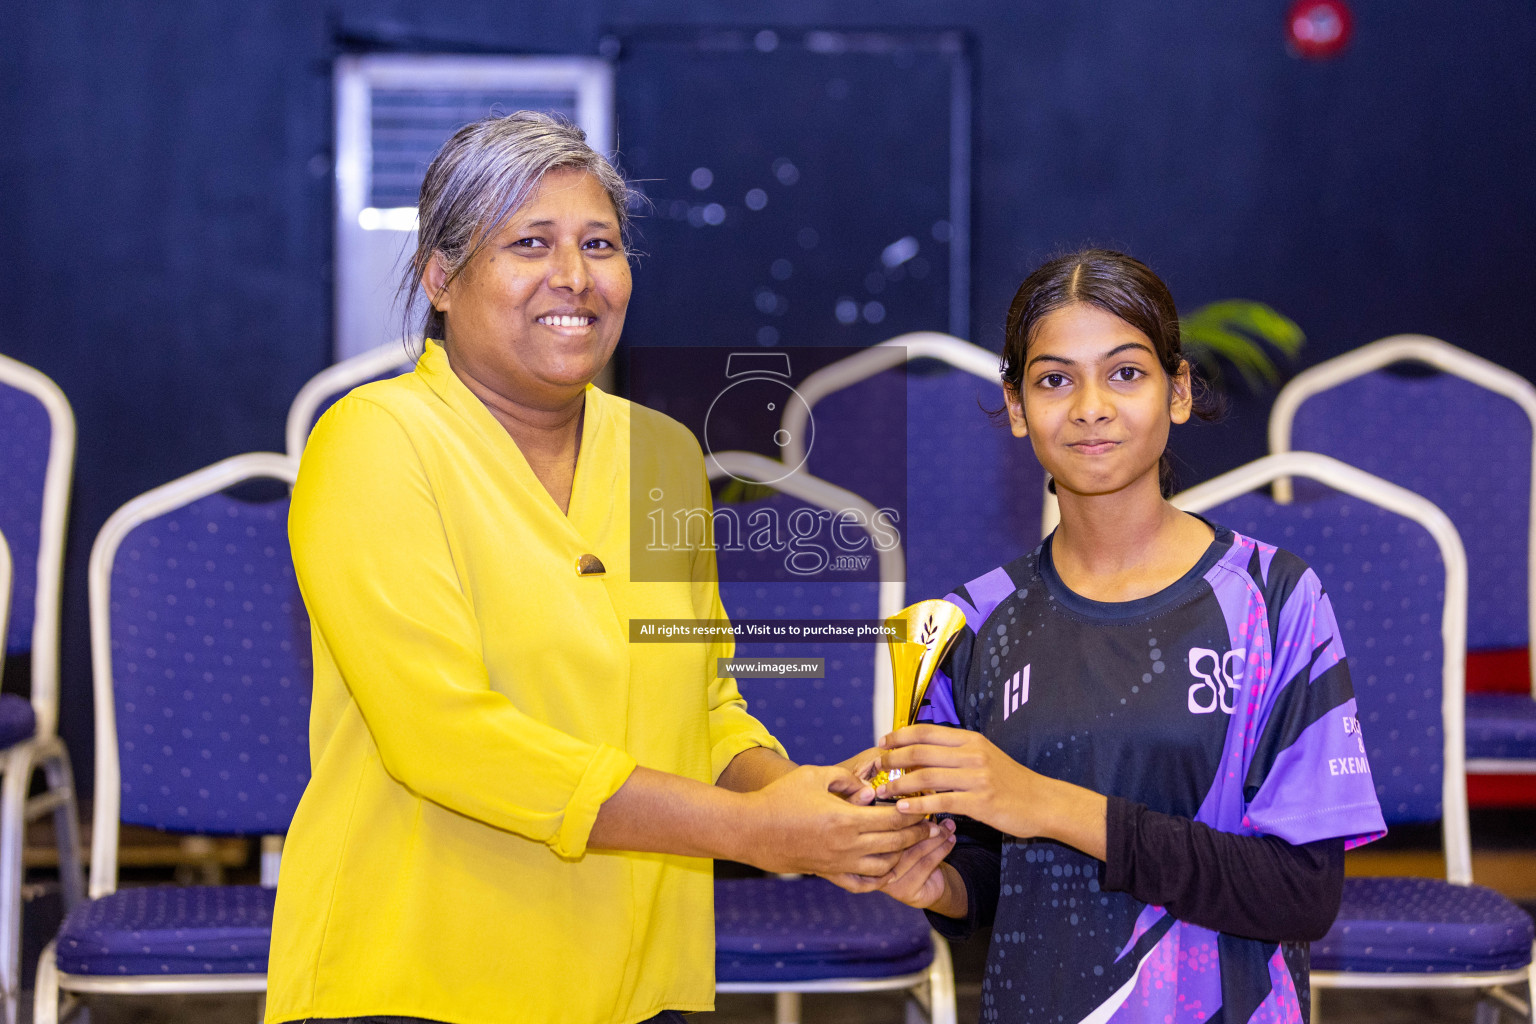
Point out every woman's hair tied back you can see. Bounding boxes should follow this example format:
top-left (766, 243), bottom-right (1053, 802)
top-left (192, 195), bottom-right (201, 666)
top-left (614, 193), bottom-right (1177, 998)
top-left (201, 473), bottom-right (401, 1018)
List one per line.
top-left (1000, 247), bottom-right (1224, 497)
top-left (400, 110), bottom-right (639, 343)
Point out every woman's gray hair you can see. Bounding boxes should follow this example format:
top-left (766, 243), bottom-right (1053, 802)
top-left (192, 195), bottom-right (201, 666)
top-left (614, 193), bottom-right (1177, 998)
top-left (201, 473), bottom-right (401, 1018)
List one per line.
top-left (399, 110), bottom-right (637, 342)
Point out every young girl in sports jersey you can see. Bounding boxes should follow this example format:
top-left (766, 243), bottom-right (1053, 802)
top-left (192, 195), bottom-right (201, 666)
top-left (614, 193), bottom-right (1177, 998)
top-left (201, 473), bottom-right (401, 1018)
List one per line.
top-left (874, 249), bottom-right (1386, 1024)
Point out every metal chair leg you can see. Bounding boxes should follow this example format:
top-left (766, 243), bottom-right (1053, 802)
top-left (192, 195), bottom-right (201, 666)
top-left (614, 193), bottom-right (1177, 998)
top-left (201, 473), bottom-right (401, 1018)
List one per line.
top-left (32, 938), bottom-right (60, 1024)
top-left (0, 746), bottom-right (34, 1024)
top-left (41, 742), bottom-right (84, 910)
top-left (925, 931), bottom-right (957, 1024)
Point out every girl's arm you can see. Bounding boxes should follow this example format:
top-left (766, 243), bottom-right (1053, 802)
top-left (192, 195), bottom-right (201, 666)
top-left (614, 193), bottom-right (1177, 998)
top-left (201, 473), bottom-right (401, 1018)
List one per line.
top-left (879, 725), bottom-right (1344, 942)
top-left (1107, 798), bottom-right (1344, 942)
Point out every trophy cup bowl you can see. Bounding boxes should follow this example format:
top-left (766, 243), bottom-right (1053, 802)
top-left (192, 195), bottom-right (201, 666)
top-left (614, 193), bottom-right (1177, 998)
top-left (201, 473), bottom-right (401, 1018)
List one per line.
top-left (872, 599), bottom-right (969, 793)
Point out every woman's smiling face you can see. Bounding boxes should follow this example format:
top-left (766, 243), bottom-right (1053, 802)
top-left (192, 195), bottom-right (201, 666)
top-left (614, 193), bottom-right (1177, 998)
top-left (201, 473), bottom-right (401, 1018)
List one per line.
top-left (428, 167), bottom-right (632, 411)
top-left (1005, 302), bottom-right (1191, 500)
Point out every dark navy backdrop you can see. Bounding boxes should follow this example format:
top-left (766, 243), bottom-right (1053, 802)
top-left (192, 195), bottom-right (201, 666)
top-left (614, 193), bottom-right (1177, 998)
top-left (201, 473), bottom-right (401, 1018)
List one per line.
top-left (2, 0), bottom-right (1534, 791)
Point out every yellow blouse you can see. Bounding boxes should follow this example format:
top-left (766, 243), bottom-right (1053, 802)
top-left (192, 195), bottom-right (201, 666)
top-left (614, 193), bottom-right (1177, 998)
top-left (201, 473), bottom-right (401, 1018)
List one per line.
top-left (266, 341), bottom-right (783, 1024)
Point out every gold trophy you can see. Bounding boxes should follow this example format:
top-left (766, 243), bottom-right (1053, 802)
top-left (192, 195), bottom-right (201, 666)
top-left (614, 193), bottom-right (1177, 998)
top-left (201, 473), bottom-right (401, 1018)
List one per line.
top-left (872, 599), bottom-right (969, 792)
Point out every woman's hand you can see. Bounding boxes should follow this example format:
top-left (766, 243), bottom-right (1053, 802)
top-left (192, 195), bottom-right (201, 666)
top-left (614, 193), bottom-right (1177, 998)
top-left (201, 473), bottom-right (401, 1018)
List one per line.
top-left (876, 724), bottom-right (1108, 860)
top-left (834, 746), bottom-right (884, 802)
top-left (740, 764), bottom-right (934, 884)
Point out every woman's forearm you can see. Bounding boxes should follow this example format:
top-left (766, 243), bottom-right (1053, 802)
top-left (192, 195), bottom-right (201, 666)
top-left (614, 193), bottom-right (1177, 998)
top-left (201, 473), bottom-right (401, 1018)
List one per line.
top-left (588, 763), bottom-right (931, 880)
top-left (588, 765), bottom-right (754, 861)
top-left (715, 745), bottom-right (797, 792)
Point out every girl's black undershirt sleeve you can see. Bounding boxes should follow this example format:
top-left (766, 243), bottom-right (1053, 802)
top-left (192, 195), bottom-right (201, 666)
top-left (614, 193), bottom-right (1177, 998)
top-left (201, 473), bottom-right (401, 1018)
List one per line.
top-left (925, 817), bottom-right (1003, 941)
top-left (1104, 795), bottom-right (1345, 942)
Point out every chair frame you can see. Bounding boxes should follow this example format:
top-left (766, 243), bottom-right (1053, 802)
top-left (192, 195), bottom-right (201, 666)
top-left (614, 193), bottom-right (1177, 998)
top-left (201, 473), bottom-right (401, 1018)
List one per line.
top-left (34, 452), bottom-right (298, 1024)
top-left (0, 353), bottom-right (76, 741)
top-left (705, 450), bottom-right (955, 1024)
top-left (778, 331), bottom-right (1059, 542)
top-left (1175, 451), bottom-right (1533, 1017)
top-left (1269, 334), bottom-right (1536, 724)
top-left (284, 339), bottom-right (417, 460)
top-left (0, 355), bottom-right (86, 1024)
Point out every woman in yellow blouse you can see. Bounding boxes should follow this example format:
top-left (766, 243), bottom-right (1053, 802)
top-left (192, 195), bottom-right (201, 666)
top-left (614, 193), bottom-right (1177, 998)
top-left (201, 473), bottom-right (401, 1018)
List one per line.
top-left (265, 112), bottom-right (930, 1024)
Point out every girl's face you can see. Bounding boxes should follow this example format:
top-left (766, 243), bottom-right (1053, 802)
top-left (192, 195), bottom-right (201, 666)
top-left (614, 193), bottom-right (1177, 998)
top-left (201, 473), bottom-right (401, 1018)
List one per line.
top-left (1004, 302), bottom-right (1191, 500)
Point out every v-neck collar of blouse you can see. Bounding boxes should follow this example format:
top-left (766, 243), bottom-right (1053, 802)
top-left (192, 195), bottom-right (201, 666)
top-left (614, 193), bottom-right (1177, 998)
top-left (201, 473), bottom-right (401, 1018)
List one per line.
top-left (415, 339), bottom-right (613, 535)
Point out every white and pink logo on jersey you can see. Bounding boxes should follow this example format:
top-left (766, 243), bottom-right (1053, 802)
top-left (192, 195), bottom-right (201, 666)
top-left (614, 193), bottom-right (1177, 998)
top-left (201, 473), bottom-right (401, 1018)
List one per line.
top-left (1002, 665), bottom-right (1030, 720)
top-left (1187, 647), bottom-right (1245, 715)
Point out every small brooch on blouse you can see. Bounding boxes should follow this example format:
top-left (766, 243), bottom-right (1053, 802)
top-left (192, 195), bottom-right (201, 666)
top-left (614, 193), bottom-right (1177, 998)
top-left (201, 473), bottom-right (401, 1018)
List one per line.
top-left (575, 553), bottom-right (607, 576)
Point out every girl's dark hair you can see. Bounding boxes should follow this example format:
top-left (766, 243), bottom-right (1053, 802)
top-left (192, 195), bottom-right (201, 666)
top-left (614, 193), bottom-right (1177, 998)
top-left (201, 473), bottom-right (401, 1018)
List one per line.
top-left (1000, 248), bottom-right (1223, 497)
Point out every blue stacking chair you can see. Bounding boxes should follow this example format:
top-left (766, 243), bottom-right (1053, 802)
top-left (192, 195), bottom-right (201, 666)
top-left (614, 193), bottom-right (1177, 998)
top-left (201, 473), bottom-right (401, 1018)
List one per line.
top-left (284, 339), bottom-right (417, 459)
top-left (1271, 335), bottom-right (1536, 779)
top-left (34, 452), bottom-right (310, 1024)
top-left (1177, 451), bottom-right (1535, 1023)
top-left (780, 332), bottom-right (1050, 605)
top-left (705, 450), bottom-right (955, 1024)
top-left (0, 354), bottom-right (85, 1024)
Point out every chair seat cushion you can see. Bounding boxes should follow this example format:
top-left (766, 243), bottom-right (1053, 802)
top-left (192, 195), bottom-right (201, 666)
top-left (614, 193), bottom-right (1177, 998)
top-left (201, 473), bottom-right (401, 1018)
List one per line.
top-left (1465, 693), bottom-right (1536, 761)
top-left (715, 877), bottom-right (934, 982)
top-left (56, 885), bottom-right (273, 976)
top-left (1313, 877), bottom-right (1534, 974)
top-left (0, 694), bottom-right (37, 749)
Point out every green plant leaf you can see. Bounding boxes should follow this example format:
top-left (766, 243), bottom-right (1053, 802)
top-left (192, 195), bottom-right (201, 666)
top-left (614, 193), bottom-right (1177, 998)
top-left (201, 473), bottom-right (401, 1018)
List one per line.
top-left (1180, 300), bottom-right (1306, 394)
top-left (716, 478), bottom-right (776, 505)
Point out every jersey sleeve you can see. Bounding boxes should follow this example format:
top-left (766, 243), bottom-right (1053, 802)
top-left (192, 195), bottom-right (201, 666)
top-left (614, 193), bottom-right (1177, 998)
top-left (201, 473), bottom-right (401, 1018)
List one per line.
top-left (1242, 550), bottom-right (1387, 849)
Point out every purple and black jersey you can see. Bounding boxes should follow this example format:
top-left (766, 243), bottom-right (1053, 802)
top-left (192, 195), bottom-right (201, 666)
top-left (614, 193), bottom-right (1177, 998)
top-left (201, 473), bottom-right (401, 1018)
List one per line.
top-left (921, 523), bottom-right (1386, 1024)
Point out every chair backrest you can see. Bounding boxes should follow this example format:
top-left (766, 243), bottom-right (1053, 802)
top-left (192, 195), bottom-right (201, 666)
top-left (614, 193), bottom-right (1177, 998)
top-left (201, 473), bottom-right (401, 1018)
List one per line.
top-left (88, 452), bottom-right (311, 897)
top-left (285, 339), bottom-right (418, 459)
top-left (0, 353), bottom-right (75, 738)
top-left (1176, 451), bottom-right (1472, 883)
top-left (707, 451), bottom-right (904, 761)
top-left (1270, 335), bottom-right (1536, 693)
top-left (780, 332), bottom-right (1050, 605)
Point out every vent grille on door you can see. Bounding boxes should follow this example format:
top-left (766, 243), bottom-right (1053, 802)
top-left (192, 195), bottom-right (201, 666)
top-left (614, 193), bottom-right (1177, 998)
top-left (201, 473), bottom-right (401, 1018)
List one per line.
top-left (368, 89), bottom-right (580, 207)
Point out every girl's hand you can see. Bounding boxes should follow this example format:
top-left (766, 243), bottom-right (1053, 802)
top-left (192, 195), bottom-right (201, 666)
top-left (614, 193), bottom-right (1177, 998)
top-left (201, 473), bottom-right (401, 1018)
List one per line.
top-left (876, 724), bottom-right (1108, 859)
top-left (878, 817), bottom-right (958, 909)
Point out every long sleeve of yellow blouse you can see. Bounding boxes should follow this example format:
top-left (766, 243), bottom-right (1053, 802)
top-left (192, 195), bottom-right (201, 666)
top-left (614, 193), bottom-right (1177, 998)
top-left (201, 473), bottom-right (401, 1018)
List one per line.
top-left (291, 394), bottom-right (636, 854)
top-left (266, 342), bottom-right (783, 1024)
